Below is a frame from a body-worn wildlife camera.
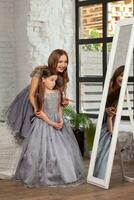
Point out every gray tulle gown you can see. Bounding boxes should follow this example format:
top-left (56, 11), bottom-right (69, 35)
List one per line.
top-left (15, 90), bottom-right (85, 187)
top-left (7, 86), bottom-right (34, 138)
top-left (93, 114), bottom-right (112, 179)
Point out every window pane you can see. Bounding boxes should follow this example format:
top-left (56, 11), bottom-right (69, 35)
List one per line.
top-left (79, 4), bottom-right (103, 39)
top-left (79, 44), bottom-right (103, 76)
top-left (108, 0), bottom-right (133, 37)
top-left (129, 55), bottom-right (133, 77)
top-left (107, 42), bottom-right (112, 63)
top-left (79, 82), bottom-right (103, 114)
top-left (122, 82), bottom-right (134, 116)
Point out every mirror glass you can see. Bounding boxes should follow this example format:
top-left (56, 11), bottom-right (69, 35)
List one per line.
top-left (91, 24), bottom-right (133, 180)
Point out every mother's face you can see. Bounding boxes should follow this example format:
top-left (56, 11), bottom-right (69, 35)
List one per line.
top-left (56, 55), bottom-right (68, 73)
top-left (115, 72), bottom-right (123, 88)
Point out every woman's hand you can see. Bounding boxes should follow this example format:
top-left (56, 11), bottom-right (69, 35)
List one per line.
top-left (35, 110), bottom-right (45, 119)
top-left (62, 97), bottom-right (69, 106)
top-left (34, 108), bottom-right (38, 114)
top-left (105, 107), bottom-right (116, 117)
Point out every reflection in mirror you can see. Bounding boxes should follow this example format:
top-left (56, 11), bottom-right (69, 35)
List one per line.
top-left (92, 24), bottom-right (133, 180)
top-left (87, 18), bottom-right (134, 189)
top-left (93, 65), bottom-right (124, 179)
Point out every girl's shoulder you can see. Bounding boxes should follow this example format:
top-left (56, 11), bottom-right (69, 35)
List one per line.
top-left (30, 65), bottom-right (46, 78)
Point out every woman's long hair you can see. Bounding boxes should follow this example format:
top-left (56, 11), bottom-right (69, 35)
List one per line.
top-left (106, 65), bottom-right (124, 107)
top-left (48, 49), bottom-right (69, 88)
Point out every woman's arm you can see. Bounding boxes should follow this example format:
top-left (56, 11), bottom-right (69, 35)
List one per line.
top-left (105, 107), bottom-right (116, 134)
top-left (59, 105), bottom-right (63, 122)
top-left (107, 116), bottom-right (113, 133)
top-left (29, 76), bottom-right (40, 112)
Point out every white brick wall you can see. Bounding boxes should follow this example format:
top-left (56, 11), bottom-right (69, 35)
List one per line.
top-left (14, 0), bottom-right (32, 92)
top-left (0, 0), bottom-right (76, 120)
top-left (26, 0), bottom-right (75, 101)
top-left (0, 0), bottom-right (16, 120)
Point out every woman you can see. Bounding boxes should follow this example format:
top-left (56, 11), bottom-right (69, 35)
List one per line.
top-left (0, 49), bottom-right (70, 179)
top-left (7, 49), bottom-right (69, 139)
top-left (93, 65), bottom-right (124, 179)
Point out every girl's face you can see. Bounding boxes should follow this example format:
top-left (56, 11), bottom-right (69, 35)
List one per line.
top-left (115, 72), bottom-right (123, 88)
top-left (56, 55), bottom-right (68, 73)
top-left (42, 75), bottom-right (57, 90)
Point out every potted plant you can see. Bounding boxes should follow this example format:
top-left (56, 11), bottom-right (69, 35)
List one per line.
top-left (63, 106), bottom-right (91, 156)
top-left (85, 121), bottom-right (96, 158)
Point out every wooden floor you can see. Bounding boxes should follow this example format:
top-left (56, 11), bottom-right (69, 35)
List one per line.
top-left (0, 159), bottom-right (134, 200)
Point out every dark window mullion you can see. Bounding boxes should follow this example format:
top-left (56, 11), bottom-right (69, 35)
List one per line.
top-left (78, 0), bottom-right (123, 7)
top-left (78, 37), bottom-right (113, 45)
top-left (75, 0), bottom-right (80, 113)
top-left (79, 76), bottom-right (104, 82)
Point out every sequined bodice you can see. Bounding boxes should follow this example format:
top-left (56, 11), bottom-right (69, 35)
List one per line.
top-left (43, 90), bottom-right (61, 115)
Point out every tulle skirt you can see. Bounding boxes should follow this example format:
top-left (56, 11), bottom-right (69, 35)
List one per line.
top-left (15, 115), bottom-right (85, 187)
top-left (93, 124), bottom-right (112, 179)
top-left (7, 86), bottom-right (34, 138)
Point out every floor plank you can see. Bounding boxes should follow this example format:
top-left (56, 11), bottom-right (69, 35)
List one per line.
top-left (0, 159), bottom-right (134, 200)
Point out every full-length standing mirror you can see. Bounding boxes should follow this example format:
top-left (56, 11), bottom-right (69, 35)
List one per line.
top-left (87, 18), bottom-right (134, 189)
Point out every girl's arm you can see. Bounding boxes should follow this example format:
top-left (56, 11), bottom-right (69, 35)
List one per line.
top-left (35, 110), bottom-right (52, 125)
top-left (29, 76), bottom-right (39, 112)
top-left (36, 110), bottom-right (63, 129)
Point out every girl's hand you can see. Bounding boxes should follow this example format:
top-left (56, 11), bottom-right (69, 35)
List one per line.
top-left (51, 122), bottom-right (63, 129)
top-left (59, 119), bottom-right (64, 128)
top-left (35, 110), bottom-right (45, 119)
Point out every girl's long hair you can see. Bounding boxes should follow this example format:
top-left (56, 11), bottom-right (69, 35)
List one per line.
top-left (48, 49), bottom-right (69, 88)
top-left (106, 65), bottom-right (124, 107)
top-left (36, 66), bottom-right (56, 111)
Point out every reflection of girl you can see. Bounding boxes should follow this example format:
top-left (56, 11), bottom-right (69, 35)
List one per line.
top-left (93, 65), bottom-right (124, 179)
top-left (15, 67), bottom-right (84, 187)
top-left (7, 49), bottom-right (69, 139)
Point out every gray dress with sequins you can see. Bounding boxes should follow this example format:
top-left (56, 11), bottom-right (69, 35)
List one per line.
top-left (15, 90), bottom-right (85, 186)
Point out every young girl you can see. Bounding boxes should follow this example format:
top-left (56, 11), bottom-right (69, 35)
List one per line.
top-left (7, 49), bottom-right (70, 139)
top-left (15, 67), bottom-right (85, 187)
top-left (93, 65), bottom-right (124, 179)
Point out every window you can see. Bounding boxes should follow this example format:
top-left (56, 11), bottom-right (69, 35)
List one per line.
top-left (75, 0), bottom-right (134, 118)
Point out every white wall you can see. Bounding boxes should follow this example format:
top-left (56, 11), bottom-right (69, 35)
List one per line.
top-left (0, 0), bottom-right (76, 120)
top-left (0, 0), bottom-right (16, 120)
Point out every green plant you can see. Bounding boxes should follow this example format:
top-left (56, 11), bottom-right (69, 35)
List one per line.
top-left (85, 122), bottom-right (96, 151)
top-left (63, 106), bottom-right (91, 130)
top-left (63, 106), bottom-right (96, 156)
top-left (82, 28), bottom-right (102, 52)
